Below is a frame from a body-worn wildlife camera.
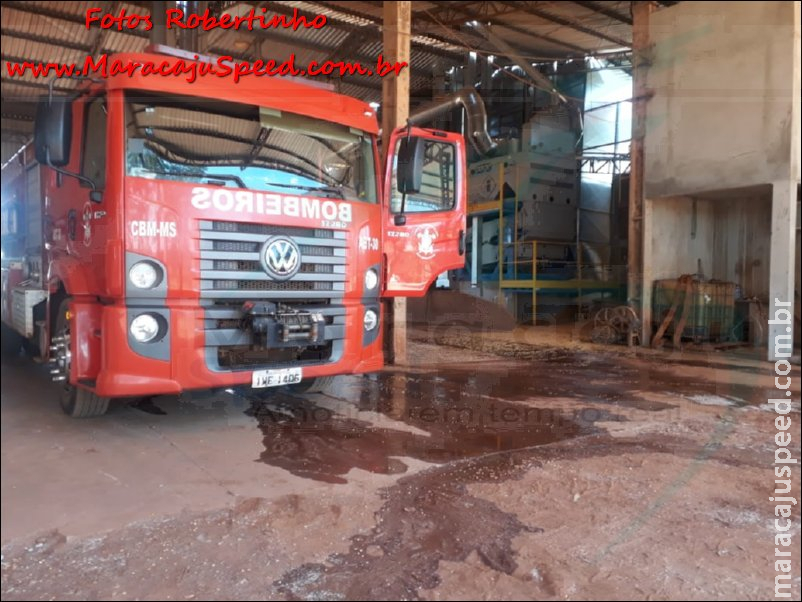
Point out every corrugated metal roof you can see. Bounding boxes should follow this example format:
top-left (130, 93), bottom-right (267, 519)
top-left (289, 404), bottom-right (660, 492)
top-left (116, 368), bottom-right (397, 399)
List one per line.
top-left (103, 29), bottom-right (149, 53)
top-left (2, 0), bottom-right (639, 162)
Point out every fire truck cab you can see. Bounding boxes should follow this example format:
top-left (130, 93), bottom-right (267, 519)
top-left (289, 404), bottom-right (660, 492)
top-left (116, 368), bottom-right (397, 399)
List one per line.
top-left (0, 49), bottom-right (467, 417)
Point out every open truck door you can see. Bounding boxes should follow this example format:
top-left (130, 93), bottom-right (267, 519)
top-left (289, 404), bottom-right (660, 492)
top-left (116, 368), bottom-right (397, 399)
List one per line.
top-left (381, 127), bottom-right (467, 296)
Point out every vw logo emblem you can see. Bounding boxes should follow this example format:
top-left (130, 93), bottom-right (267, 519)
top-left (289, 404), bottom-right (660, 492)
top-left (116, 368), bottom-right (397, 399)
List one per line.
top-left (260, 236), bottom-right (302, 281)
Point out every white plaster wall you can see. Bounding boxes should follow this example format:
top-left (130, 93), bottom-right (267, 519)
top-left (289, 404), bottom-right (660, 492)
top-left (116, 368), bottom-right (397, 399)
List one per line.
top-left (645, 195), bottom-right (716, 282)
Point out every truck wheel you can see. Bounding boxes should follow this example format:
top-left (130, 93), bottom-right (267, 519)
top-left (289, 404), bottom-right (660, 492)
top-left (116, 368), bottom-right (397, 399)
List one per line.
top-left (1, 322), bottom-right (24, 357)
top-left (53, 299), bottom-right (110, 418)
top-left (62, 388), bottom-right (110, 419)
top-left (290, 376), bottom-right (336, 395)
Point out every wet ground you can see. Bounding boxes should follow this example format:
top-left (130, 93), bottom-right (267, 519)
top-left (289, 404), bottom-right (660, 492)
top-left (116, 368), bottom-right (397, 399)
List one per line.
top-left (1, 331), bottom-right (800, 600)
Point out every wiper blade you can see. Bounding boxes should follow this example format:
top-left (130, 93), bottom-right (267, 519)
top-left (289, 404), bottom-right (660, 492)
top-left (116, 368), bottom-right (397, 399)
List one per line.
top-left (131, 167), bottom-right (202, 178)
top-left (264, 182), bottom-right (344, 198)
top-left (130, 167), bottom-right (246, 189)
top-left (203, 174), bottom-right (246, 188)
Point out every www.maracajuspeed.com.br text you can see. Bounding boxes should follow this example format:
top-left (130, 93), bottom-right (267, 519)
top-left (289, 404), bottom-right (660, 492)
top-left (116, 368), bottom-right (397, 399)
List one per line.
top-left (5, 53), bottom-right (408, 84)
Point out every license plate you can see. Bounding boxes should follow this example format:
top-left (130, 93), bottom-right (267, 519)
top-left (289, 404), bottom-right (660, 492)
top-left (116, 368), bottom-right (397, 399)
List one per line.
top-left (252, 368), bottom-right (302, 389)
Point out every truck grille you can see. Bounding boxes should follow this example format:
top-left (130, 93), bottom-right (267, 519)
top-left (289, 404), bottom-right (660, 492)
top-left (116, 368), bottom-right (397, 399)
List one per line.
top-left (198, 220), bottom-right (346, 300)
top-left (198, 220), bottom-right (347, 371)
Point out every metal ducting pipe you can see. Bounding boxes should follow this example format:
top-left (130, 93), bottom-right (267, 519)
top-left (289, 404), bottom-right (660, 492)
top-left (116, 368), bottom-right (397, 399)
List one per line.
top-left (580, 241), bottom-right (606, 281)
top-left (471, 22), bottom-right (569, 108)
top-left (407, 88), bottom-right (498, 156)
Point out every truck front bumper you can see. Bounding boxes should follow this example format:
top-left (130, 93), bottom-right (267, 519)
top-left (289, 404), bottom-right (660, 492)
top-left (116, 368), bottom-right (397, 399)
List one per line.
top-left (81, 300), bottom-right (384, 398)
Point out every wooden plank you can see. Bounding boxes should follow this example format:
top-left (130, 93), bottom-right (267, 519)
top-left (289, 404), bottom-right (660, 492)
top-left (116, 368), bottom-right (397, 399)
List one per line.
top-left (381, 1), bottom-right (411, 366)
top-left (629, 1), bottom-right (654, 342)
top-left (672, 276), bottom-right (695, 348)
top-left (651, 275), bottom-right (690, 348)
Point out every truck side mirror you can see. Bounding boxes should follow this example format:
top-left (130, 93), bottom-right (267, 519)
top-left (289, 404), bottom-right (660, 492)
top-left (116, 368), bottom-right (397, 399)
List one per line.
top-left (34, 94), bottom-right (72, 167)
top-left (396, 136), bottom-right (424, 195)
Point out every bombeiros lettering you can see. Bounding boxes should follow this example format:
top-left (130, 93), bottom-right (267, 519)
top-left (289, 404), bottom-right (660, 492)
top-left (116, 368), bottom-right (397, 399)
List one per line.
top-left (190, 187), bottom-right (352, 223)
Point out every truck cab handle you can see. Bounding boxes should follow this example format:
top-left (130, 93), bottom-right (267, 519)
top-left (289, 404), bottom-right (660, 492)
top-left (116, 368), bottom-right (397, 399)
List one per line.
top-left (458, 229), bottom-right (465, 255)
top-left (67, 210), bottom-right (77, 241)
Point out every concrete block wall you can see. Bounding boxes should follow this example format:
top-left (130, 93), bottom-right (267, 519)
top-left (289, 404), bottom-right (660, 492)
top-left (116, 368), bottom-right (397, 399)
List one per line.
top-left (644, 1), bottom-right (799, 196)
top-left (642, 1), bottom-right (801, 359)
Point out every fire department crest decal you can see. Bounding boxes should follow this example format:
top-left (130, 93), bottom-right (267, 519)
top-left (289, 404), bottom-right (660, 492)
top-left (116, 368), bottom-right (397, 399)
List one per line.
top-left (414, 225), bottom-right (438, 260)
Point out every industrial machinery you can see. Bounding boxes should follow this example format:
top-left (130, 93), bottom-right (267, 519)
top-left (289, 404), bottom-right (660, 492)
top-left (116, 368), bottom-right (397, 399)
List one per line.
top-left (463, 109), bottom-right (623, 323)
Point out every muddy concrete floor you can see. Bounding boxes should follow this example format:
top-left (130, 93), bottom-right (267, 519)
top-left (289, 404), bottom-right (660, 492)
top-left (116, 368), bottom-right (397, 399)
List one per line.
top-left (1, 329), bottom-right (800, 600)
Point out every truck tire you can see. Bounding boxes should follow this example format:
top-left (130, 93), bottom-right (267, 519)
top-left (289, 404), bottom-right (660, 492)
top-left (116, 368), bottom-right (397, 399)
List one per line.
top-left (63, 389), bottom-right (110, 419)
top-left (54, 299), bottom-right (110, 418)
top-left (290, 376), bottom-right (336, 395)
top-left (1, 322), bottom-right (24, 357)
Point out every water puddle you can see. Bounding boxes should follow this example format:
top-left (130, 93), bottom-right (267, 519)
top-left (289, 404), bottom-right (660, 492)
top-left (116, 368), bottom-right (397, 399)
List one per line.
top-left (245, 369), bottom-right (604, 483)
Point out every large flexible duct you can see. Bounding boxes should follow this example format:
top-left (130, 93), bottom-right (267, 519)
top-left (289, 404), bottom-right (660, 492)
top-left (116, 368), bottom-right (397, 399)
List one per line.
top-left (580, 241), bottom-right (606, 281)
top-left (407, 88), bottom-right (497, 155)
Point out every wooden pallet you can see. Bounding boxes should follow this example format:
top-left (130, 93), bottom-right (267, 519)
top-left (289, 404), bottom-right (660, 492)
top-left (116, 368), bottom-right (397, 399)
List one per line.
top-left (650, 274), bottom-right (694, 349)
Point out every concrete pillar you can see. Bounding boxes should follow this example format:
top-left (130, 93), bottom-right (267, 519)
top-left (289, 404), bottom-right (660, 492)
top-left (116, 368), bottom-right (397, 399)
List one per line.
top-left (150, 1), bottom-right (177, 48)
top-left (768, 179), bottom-right (798, 361)
top-left (381, 1), bottom-right (411, 365)
top-left (628, 1), bottom-right (654, 323)
top-left (150, 1), bottom-right (167, 46)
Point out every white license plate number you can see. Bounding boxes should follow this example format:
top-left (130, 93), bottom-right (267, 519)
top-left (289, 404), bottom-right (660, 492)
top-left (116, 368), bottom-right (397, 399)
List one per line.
top-left (252, 368), bottom-right (302, 389)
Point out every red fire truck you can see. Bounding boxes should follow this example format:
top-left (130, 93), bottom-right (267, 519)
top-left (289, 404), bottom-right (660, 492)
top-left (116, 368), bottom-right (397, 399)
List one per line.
top-left (1, 49), bottom-right (467, 417)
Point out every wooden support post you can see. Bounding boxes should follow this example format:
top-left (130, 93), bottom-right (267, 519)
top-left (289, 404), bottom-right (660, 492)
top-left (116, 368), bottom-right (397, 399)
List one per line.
top-left (150, 1), bottom-right (167, 46)
top-left (381, 1), bottom-right (411, 365)
top-left (432, 64), bottom-right (447, 129)
top-left (628, 1), bottom-right (653, 341)
top-left (532, 241), bottom-right (538, 326)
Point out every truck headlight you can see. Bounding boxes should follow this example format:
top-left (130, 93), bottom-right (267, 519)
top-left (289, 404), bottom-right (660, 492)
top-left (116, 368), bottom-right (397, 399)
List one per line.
top-left (363, 309), bottom-right (378, 331)
top-left (130, 313), bottom-right (161, 343)
top-left (365, 268), bottom-right (378, 290)
top-left (129, 261), bottom-right (161, 289)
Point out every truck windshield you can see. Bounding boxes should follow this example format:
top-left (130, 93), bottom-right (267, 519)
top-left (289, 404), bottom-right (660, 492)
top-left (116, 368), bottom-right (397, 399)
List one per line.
top-left (124, 91), bottom-right (377, 203)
